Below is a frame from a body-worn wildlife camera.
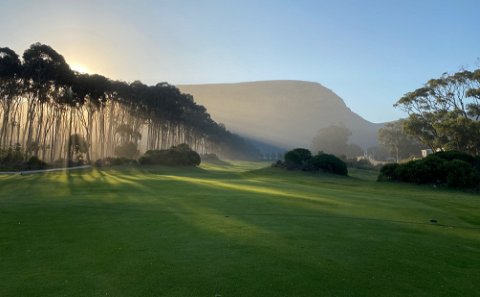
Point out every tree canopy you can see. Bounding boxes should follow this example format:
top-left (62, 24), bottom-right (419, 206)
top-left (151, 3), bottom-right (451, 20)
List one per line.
top-left (395, 69), bottom-right (480, 155)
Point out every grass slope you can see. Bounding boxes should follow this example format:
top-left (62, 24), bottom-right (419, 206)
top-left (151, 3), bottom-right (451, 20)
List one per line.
top-left (0, 162), bottom-right (479, 297)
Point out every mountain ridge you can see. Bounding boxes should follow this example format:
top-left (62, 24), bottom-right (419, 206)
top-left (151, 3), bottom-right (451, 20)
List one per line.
top-left (177, 80), bottom-right (384, 152)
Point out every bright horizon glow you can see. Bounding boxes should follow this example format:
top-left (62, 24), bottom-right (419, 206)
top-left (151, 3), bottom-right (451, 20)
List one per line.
top-left (69, 63), bottom-right (91, 74)
top-left (1, 0), bottom-right (479, 123)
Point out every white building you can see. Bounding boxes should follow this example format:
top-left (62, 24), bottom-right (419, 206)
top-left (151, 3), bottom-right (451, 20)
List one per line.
top-left (421, 149), bottom-right (433, 158)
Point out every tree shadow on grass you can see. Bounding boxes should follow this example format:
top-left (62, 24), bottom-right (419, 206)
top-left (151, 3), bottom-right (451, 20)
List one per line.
top-left (2, 165), bottom-right (479, 297)
top-left (147, 174), bottom-right (480, 296)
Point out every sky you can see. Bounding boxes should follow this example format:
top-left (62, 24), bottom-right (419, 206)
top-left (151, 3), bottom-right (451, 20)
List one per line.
top-left (1, 0), bottom-right (479, 123)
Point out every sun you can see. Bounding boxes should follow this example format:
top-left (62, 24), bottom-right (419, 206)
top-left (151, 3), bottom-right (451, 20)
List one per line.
top-left (70, 63), bottom-right (91, 74)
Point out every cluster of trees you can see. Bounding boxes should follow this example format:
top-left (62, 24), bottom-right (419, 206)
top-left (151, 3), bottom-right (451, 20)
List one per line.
top-left (275, 148), bottom-right (348, 176)
top-left (377, 68), bottom-right (480, 163)
top-left (0, 43), bottom-right (259, 167)
top-left (395, 69), bottom-right (480, 155)
top-left (311, 125), bottom-right (364, 159)
top-left (379, 151), bottom-right (480, 189)
top-left (377, 68), bottom-right (480, 189)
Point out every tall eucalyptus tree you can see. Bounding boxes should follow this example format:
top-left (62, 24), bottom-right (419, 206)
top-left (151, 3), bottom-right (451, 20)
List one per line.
top-left (0, 43), bottom-right (260, 164)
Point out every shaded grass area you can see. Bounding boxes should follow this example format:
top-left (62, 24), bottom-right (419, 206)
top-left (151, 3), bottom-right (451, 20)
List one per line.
top-left (0, 162), bottom-right (479, 297)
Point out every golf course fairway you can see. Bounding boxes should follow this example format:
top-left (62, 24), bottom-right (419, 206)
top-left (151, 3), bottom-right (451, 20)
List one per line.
top-left (0, 162), bottom-right (478, 297)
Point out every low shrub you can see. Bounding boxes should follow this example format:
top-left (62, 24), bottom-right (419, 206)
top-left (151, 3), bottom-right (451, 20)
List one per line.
top-left (139, 144), bottom-right (201, 167)
top-left (378, 163), bottom-right (399, 181)
top-left (309, 153), bottom-right (348, 176)
top-left (24, 156), bottom-right (48, 170)
top-left (442, 159), bottom-right (479, 188)
top-left (284, 148), bottom-right (312, 170)
top-left (275, 148), bottom-right (348, 176)
top-left (0, 145), bottom-right (50, 171)
top-left (434, 151), bottom-right (480, 173)
top-left (0, 144), bottom-right (25, 169)
top-left (400, 156), bottom-right (446, 184)
top-left (378, 151), bottom-right (480, 189)
top-left (434, 151), bottom-right (476, 163)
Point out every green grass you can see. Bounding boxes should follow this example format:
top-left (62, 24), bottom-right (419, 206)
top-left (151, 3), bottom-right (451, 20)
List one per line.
top-left (0, 162), bottom-right (479, 297)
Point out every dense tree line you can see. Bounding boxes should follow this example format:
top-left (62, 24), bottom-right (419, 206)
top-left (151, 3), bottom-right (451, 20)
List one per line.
top-left (378, 151), bottom-right (480, 189)
top-left (395, 69), bottom-right (480, 155)
top-left (0, 43), bottom-right (259, 165)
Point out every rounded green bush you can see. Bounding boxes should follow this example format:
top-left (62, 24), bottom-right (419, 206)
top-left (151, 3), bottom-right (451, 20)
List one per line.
top-left (378, 163), bottom-right (399, 181)
top-left (24, 156), bottom-right (47, 170)
top-left (309, 153), bottom-right (348, 176)
top-left (442, 159), bottom-right (479, 188)
top-left (284, 148), bottom-right (312, 170)
top-left (139, 144), bottom-right (201, 167)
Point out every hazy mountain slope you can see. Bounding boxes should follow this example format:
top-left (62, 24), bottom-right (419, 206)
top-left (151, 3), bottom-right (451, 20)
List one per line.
top-left (178, 80), bottom-right (383, 151)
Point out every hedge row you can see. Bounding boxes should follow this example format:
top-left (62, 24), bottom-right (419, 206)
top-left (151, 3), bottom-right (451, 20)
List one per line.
top-left (378, 151), bottom-right (480, 188)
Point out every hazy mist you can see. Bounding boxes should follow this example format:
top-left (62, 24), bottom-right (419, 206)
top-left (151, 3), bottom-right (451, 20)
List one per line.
top-left (178, 80), bottom-right (383, 151)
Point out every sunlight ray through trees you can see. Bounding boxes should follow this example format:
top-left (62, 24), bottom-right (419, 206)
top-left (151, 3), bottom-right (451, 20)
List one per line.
top-left (0, 43), bottom-right (260, 166)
